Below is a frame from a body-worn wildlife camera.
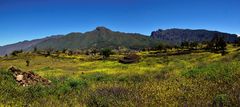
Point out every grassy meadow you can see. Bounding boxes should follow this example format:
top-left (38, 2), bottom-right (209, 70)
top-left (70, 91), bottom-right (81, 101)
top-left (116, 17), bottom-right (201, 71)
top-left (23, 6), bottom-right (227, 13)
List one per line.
top-left (0, 45), bottom-right (240, 106)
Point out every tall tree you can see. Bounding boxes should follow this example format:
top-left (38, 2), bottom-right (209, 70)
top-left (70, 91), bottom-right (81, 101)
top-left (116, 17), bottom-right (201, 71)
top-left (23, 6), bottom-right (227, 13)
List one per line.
top-left (237, 37), bottom-right (240, 46)
top-left (207, 34), bottom-right (227, 55)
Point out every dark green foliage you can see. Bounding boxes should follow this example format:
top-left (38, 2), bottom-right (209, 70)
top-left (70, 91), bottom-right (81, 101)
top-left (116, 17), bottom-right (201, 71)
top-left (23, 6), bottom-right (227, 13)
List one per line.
top-left (217, 37), bottom-right (227, 51)
top-left (189, 42), bottom-right (198, 50)
top-left (181, 41), bottom-right (189, 49)
top-left (207, 35), bottom-right (227, 51)
top-left (174, 45), bottom-right (181, 51)
top-left (62, 48), bottom-right (67, 53)
top-left (181, 41), bottom-right (198, 50)
top-left (100, 48), bottom-right (113, 59)
top-left (33, 47), bottom-right (38, 53)
top-left (205, 34), bottom-right (227, 55)
top-left (44, 48), bottom-right (53, 57)
top-left (156, 44), bottom-right (164, 51)
top-left (26, 60), bottom-right (30, 66)
top-left (11, 50), bottom-right (23, 56)
top-left (81, 72), bottom-right (111, 81)
top-left (67, 79), bottom-right (88, 90)
top-left (34, 27), bottom-right (161, 51)
top-left (213, 94), bottom-right (230, 107)
top-left (237, 37), bottom-right (240, 46)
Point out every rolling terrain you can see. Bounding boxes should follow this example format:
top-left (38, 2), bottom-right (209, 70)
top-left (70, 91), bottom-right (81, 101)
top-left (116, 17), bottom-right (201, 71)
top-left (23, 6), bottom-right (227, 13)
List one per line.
top-left (0, 44), bottom-right (240, 106)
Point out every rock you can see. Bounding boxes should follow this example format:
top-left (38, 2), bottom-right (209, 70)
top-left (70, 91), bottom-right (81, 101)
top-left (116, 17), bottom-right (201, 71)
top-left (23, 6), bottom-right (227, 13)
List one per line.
top-left (8, 66), bottom-right (51, 86)
top-left (16, 75), bottom-right (23, 81)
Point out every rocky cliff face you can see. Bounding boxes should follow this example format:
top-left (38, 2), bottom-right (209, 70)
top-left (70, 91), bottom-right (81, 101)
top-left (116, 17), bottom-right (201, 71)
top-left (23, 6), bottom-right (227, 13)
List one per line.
top-left (151, 28), bottom-right (238, 44)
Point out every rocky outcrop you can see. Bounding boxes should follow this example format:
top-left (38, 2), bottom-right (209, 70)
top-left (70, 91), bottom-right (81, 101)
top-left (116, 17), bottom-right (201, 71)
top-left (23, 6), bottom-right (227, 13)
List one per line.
top-left (151, 28), bottom-right (238, 44)
top-left (9, 67), bottom-right (51, 86)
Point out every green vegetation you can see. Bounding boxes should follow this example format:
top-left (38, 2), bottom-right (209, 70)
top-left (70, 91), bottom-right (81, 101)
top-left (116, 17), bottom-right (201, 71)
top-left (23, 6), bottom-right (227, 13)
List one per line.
top-left (100, 48), bottom-right (113, 59)
top-left (34, 27), bottom-right (162, 51)
top-left (206, 35), bottom-right (227, 55)
top-left (0, 45), bottom-right (240, 106)
top-left (11, 50), bottom-right (23, 56)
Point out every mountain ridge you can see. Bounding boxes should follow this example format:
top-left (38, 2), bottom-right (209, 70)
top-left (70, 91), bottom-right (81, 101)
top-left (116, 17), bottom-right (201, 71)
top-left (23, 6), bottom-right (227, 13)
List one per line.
top-left (0, 27), bottom-right (238, 56)
top-left (34, 27), bottom-right (160, 51)
top-left (0, 35), bottom-right (63, 56)
top-left (151, 28), bottom-right (238, 44)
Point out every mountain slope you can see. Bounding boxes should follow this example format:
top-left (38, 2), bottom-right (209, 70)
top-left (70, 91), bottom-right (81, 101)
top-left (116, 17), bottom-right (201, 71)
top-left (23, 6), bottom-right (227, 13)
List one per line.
top-left (1, 27), bottom-right (238, 56)
top-left (151, 28), bottom-right (238, 44)
top-left (34, 27), bottom-right (160, 50)
top-left (0, 35), bottom-right (62, 56)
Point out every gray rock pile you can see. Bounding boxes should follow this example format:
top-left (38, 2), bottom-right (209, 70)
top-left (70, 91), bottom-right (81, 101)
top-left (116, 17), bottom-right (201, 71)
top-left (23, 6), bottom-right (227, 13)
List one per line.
top-left (9, 67), bottom-right (51, 86)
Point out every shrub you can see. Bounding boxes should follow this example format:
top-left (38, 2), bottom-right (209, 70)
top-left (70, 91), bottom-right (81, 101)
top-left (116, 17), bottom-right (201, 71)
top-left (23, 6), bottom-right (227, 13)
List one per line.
top-left (100, 48), bottom-right (113, 59)
top-left (11, 50), bottom-right (23, 56)
top-left (68, 79), bottom-right (88, 90)
top-left (213, 94), bottom-right (230, 106)
top-left (206, 34), bottom-right (227, 55)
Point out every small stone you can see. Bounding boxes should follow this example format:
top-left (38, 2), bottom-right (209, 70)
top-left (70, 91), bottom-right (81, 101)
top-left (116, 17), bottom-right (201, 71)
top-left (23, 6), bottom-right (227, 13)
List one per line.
top-left (16, 75), bottom-right (24, 81)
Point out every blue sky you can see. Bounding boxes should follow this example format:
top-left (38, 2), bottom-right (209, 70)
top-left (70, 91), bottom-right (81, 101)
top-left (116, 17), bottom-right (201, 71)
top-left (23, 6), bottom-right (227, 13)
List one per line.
top-left (0, 0), bottom-right (239, 46)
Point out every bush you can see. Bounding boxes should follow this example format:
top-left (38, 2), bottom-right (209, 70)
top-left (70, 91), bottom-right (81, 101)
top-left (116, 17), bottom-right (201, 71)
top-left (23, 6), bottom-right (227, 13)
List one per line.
top-left (68, 79), bottom-right (88, 89)
top-left (213, 94), bottom-right (230, 106)
top-left (11, 50), bottom-right (23, 56)
top-left (100, 48), bottom-right (113, 59)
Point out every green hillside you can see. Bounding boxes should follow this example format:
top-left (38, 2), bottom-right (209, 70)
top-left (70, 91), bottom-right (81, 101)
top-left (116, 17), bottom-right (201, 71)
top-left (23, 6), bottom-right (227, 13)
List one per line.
top-left (0, 45), bottom-right (239, 106)
top-left (34, 27), bottom-right (161, 50)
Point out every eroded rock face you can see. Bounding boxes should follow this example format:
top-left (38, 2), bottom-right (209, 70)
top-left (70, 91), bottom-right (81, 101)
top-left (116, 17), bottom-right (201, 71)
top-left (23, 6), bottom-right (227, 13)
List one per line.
top-left (151, 28), bottom-right (238, 44)
top-left (9, 67), bottom-right (51, 86)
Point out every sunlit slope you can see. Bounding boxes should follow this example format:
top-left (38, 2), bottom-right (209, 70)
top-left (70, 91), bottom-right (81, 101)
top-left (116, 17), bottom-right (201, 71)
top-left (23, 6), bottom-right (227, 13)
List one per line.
top-left (34, 27), bottom-right (161, 50)
top-left (0, 45), bottom-right (239, 106)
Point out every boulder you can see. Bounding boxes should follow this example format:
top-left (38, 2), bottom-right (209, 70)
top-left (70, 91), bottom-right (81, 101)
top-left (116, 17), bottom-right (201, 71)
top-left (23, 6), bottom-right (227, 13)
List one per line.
top-left (16, 75), bottom-right (24, 81)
